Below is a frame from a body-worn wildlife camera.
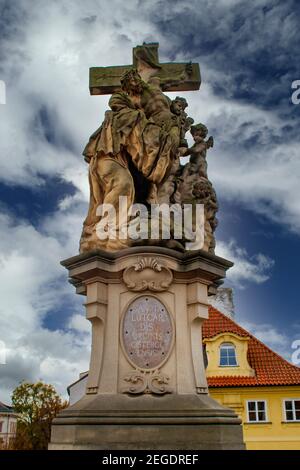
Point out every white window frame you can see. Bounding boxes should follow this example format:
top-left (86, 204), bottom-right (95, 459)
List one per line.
top-left (219, 342), bottom-right (238, 367)
top-left (246, 400), bottom-right (268, 423)
top-left (283, 399), bottom-right (300, 422)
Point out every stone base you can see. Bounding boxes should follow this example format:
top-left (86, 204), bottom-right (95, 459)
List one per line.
top-left (50, 394), bottom-right (245, 450)
top-left (49, 247), bottom-right (244, 450)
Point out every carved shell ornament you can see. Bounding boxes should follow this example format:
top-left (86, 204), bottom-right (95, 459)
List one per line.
top-left (123, 257), bottom-right (173, 292)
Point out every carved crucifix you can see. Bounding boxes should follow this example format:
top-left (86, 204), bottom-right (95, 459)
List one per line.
top-left (89, 42), bottom-right (201, 95)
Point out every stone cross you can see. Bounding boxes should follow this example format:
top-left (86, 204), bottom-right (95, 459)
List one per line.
top-left (89, 42), bottom-right (201, 95)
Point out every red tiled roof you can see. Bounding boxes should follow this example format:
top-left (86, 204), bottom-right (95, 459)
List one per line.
top-left (203, 306), bottom-right (300, 387)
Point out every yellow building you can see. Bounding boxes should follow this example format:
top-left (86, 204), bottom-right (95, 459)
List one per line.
top-left (203, 307), bottom-right (300, 450)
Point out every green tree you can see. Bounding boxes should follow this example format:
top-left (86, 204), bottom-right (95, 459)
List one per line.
top-left (11, 381), bottom-right (67, 450)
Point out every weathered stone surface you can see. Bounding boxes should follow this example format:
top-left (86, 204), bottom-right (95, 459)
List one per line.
top-left (80, 43), bottom-right (205, 254)
top-left (81, 46), bottom-right (219, 254)
top-left (173, 123), bottom-right (218, 253)
top-left (89, 43), bottom-right (201, 95)
top-left (49, 248), bottom-right (244, 450)
top-left (49, 394), bottom-right (245, 450)
top-left (122, 296), bottom-right (173, 370)
top-left (122, 370), bottom-right (172, 395)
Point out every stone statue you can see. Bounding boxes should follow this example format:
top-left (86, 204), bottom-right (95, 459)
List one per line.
top-left (79, 43), bottom-right (218, 254)
top-left (174, 123), bottom-right (218, 253)
top-left (80, 69), bottom-right (183, 252)
top-left (50, 44), bottom-right (245, 452)
top-left (181, 123), bottom-right (214, 179)
top-left (170, 96), bottom-right (194, 148)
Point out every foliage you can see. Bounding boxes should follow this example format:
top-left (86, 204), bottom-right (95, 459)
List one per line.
top-left (11, 381), bottom-right (67, 450)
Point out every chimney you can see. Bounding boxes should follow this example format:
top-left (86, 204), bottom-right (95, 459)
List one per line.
top-left (209, 287), bottom-right (235, 319)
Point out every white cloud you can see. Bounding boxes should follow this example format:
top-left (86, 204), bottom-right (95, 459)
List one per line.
top-left (0, 209), bottom-right (90, 403)
top-left (216, 239), bottom-right (274, 288)
top-left (241, 320), bottom-right (292, 362)
top-left (68, 314), bottom-right (91, 334)
top-left (0, 0), bottom-right (163, 193)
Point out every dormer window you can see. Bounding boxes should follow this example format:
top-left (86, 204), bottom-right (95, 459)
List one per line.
top-left (219, 342), bottom-right (238, 366)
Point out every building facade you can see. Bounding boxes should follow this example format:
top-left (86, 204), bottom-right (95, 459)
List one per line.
top-left (203, 307), bottom-right (300, 450)
top-left (0, 402), bottom-right (17, 449)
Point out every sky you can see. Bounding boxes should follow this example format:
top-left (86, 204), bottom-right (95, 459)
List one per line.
top-left (0, 0), bottom-right (300, 403)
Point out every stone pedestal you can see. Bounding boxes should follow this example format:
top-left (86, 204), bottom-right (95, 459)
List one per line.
top-left (49, 247), bottom-right (245, 450)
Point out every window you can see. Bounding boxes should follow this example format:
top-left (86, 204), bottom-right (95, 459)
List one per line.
top-left (0, 422), bottom-right (3, 432)
top-left (219, 342), bottom-right (237, 366)
top-left (247, 401), bottom-right (267, 422)
top-left (10, 421), bottom-right (16, 434)
top-left (284, 399), bottom-right (300, 422)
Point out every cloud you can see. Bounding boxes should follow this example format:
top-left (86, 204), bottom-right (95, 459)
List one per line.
top-left (68, 314), bottom-right (91, 334)
top-left (0, 329), bottom-right (90, 403)
top-left (241, 320), bottom-right (292, 362)
top-left (0, 0), bottom-right (298, 403)
top-left (0, 208), bottom-right (90, 403)
top-left (216, 239), bottom-right (274, 288)
top-left (0, 0), bottom-right (162, 191)
top-left (1, 0), bottom-right (300, 236)
top-left (178, 81), bottom-right (300, 236)
top-left (151, 0), bottom-right (300, 111)
top-left (154, 0), bottom-right (300, 236)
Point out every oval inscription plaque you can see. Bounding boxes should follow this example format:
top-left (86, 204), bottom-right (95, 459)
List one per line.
top-left (122, 296), bottom-right (173, 370)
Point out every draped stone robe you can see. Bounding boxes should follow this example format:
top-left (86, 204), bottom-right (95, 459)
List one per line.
top-left (80, 88), bottom-right (181, 252)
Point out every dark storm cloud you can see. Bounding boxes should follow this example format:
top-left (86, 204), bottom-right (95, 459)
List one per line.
top-left (151, 0), bottom-right (300, 115)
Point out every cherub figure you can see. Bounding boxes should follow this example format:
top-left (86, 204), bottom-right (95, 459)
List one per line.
top-left (157, 96), bottom-right (194, 204)
top-left (174, 122), bottom-right (218, 253)
top-left (181, 123), bottom-right (213, 179)
top-left (170, 96), bottom-right (194, 147)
